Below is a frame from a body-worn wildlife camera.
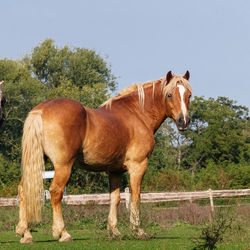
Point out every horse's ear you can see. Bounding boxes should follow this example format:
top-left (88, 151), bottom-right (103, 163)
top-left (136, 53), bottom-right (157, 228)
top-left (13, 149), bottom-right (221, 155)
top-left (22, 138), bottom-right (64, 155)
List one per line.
top-left (183, 71), bottom-right (190, 80)
top-left (0, 81), bottom-right (4, 88)
top-left (166, 71), bottom-right (173, 84)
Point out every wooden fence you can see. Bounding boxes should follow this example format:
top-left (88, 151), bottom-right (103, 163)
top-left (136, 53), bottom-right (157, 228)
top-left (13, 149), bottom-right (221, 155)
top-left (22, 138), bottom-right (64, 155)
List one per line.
top-left (1, 188), bottom-right (250, 209)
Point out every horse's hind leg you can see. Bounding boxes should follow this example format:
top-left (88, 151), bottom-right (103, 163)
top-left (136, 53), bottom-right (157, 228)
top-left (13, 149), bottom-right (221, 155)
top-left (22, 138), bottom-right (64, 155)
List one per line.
top-left (107, 172), bottom-right (122, 236)
top-left (50, 161), bottom-right (73, 242)
top-left (16, 178), bottom-right (33, 243)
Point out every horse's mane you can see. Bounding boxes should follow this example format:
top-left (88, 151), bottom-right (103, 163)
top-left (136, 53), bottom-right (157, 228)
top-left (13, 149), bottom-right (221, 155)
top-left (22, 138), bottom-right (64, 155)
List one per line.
top-left (101, 75), bottom-right (192, 109)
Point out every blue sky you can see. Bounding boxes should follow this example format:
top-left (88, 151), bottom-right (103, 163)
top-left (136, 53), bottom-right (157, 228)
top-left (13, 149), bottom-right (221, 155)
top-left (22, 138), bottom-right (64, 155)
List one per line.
top-left (1, 0), bottom-right (250, 109)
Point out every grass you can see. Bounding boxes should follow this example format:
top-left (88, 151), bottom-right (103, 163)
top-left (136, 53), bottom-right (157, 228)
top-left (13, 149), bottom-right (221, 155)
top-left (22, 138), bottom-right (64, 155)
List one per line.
top-left (0, 224), bottom-right (197, 250)
top-left (1, 223), bottom-right (249, 249)
top-left (0, 202), bottom-right (249, 249)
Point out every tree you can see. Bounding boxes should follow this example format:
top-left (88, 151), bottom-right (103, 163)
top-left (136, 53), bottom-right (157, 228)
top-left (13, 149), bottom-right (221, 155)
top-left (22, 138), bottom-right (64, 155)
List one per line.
top-left (143, 96), bottom-right (250, 191)
top-left (183, 96), bottom-right (249, 173)
top-left (142, 120), bottom-right (193, 191)
top-left (0, 59), bottom-right (30, 83)
top-left (0, 39), bottom-right (117, 196)
top-left (25, 39), bottom-right (116, 93)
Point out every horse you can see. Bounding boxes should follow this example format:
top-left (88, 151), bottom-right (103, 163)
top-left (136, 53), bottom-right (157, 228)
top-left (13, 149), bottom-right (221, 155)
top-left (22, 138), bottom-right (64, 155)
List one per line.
top-left (16, 71), bottom-right (192, 243)
top-left (0, 81), bottom-right (5, 127)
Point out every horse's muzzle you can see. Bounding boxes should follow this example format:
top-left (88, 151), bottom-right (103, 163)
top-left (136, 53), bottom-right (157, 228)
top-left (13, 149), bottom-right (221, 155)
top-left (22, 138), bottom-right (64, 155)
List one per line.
top-left (176, 115), bottom-right (190, 131)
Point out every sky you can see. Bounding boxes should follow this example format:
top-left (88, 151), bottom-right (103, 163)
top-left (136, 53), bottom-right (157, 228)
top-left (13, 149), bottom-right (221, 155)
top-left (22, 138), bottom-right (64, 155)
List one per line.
top-left (1, 0), bottom-right (250, 109)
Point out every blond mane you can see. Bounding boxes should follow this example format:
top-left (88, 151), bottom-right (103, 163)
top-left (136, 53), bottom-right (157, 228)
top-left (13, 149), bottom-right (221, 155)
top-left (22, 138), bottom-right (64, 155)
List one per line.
top-left (101, 75), bottom-right (192, 109)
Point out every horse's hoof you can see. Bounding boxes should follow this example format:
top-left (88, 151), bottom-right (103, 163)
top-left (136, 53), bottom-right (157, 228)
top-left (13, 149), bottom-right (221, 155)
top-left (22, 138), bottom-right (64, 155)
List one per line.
top-left (59, 231), bottom-right (72, 242)
top-left (110, 228), bottom-right (121, 237)
top-left (16, 227), bottom-right (25, 237)
top-left (137, 228), bottom-right (146, 237)
top-left (131, 225), bottom-right (147, 238)
top-left (52, 231), bottom-right (60, 239)
top-left (107, 224), bottom-right (121, 237)
top-left (52, 226), bottom-right (63, 239)
top-left (20, 236), bottom-right (33, 244)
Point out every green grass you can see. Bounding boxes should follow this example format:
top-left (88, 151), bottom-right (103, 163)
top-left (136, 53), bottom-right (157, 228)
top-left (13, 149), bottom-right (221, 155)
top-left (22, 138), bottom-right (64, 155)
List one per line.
top-left (0, 223), bottom-right (249, 249)
top-left (0, 224), bottom-right (199, 249)
top-left (0, 202), bottom-right (249, 249)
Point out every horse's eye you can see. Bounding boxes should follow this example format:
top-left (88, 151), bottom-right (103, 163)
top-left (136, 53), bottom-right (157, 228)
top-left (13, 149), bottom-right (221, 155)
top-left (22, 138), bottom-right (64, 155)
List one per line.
top-left (168, 93), bottom-right (172, 98)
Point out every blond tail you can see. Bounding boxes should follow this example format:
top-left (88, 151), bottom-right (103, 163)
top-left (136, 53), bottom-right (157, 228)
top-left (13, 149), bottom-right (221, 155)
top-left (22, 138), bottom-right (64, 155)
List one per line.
top-left (22, 110), bottom-right (44, 222)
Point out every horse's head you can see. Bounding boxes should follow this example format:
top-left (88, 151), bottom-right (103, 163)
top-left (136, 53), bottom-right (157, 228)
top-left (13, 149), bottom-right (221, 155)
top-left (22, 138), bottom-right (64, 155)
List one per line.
top-left (163, 71), bottom-right (192, 131)
top-left (0, 81), bottom-right (5, 127)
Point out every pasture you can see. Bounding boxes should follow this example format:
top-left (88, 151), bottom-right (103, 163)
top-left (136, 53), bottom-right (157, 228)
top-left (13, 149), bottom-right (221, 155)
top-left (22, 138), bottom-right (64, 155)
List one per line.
top-left (0, 201), bottom-right (250, 249)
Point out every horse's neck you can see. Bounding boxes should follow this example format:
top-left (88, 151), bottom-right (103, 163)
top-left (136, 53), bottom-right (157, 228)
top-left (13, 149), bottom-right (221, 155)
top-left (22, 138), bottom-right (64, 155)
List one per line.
top-left (139, 83), bottom-right (167, 132)
top-left (114, 82), bottom-right (167, 132)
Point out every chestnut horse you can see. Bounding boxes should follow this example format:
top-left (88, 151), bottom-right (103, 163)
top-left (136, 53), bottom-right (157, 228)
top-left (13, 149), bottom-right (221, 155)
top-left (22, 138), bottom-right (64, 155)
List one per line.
top-left (16, 71), bottom-right (192, 243)
top-left (0, 81), bottom-right (5, 127)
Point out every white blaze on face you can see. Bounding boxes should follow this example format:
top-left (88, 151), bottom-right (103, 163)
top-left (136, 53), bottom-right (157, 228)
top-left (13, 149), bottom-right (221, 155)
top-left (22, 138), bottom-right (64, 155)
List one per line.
top-left (177, 85), bottom-right (187, 123)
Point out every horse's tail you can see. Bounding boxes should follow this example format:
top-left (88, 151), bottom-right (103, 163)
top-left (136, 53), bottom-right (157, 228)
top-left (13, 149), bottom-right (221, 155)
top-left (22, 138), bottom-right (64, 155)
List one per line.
top-left (22, 110), bottom-right (45, 222)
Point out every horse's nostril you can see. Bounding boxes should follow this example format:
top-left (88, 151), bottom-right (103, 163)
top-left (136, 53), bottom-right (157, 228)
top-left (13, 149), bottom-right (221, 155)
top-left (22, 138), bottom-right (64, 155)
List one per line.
top-left (178, 117), bottom-right (183, 124)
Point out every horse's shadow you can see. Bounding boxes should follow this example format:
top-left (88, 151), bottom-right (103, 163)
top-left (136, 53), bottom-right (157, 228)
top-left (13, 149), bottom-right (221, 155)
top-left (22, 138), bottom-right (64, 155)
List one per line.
top-left (0, 237), bottom-right (89, 244)
top-left (154, 236), bottom-right (181, 240)
top-left (0, 236), bottom-right (181, 245)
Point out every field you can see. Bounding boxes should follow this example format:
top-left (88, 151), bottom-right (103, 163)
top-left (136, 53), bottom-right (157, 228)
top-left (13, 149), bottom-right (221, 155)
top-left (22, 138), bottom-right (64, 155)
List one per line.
top-left (0, 201), bottom-right (250, 249)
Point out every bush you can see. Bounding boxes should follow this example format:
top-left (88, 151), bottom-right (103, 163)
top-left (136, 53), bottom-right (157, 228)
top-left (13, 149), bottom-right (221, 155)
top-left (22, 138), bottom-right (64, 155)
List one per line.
top-left (193, 208), bottom-right (234, 250)
top-left (195, 163), bottom-right (250, 190)
top-left (142, 168), bottom-right (194, 191)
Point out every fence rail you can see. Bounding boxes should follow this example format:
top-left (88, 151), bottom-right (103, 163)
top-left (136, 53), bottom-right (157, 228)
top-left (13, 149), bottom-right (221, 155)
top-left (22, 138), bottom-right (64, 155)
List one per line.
top-left (0, 188), bottom-right (250, 208)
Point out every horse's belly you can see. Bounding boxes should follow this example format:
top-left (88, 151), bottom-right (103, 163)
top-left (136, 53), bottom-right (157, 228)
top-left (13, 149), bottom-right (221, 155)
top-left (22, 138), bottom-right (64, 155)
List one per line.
top-left (81, 121), bottom-right (129, 172)
top-left (81, 163), bottom-right (125, 172)
top-left (80, 150), bottom-right (126, 172)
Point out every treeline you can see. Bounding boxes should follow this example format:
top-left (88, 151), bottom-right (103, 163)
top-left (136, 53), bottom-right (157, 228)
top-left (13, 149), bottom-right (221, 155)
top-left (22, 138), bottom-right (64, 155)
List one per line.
top-left (0, 39), bottom-right (249, 196)
top-left (144, 97), bottom-right (250, 191)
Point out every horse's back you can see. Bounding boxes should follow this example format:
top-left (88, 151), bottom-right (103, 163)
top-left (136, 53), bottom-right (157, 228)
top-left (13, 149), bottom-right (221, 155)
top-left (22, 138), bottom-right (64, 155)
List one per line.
top-left (33, 98), bottom-right (87, 164)
top-left (27, 98), bottom-right (150, 172)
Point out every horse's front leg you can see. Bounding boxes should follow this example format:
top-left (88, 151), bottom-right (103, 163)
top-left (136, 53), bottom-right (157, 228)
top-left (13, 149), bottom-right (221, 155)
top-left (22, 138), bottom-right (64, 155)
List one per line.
top-left (107, 172), bottom-right (122, 237)
top-left (128, 158), bottom-right (148, 236)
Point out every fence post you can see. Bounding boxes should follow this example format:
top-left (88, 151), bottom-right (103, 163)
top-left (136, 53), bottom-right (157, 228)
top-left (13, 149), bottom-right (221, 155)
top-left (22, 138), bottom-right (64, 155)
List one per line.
top-left (209, 188), bottom-right (214, 212)
top-left (125, 187), bottom-right (130, 210)
top-left (208, 188), bottom-right (214, 222)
